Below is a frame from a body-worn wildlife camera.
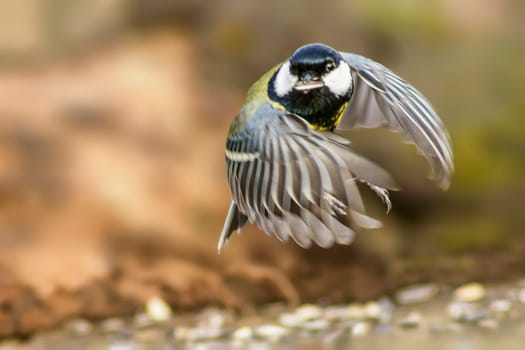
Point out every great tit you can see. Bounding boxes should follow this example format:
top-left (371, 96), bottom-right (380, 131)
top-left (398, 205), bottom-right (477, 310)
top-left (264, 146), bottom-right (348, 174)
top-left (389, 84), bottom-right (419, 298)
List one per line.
top-left (218, 43), bottom-right (453, 251)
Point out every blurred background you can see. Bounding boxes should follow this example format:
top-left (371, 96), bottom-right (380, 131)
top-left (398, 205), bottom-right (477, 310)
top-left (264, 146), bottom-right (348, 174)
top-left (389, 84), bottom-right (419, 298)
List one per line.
top-left (0, 0), bottom-right (524, 336)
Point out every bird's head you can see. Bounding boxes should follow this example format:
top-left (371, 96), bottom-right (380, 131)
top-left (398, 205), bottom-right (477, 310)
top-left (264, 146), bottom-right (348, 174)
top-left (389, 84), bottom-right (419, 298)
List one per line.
top-left (269, 44), bottom-right (353, 128)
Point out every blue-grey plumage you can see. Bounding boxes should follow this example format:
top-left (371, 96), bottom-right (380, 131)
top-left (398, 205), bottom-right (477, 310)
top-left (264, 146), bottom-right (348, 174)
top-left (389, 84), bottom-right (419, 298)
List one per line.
top-left (218, 43), bottom-right (453, 252)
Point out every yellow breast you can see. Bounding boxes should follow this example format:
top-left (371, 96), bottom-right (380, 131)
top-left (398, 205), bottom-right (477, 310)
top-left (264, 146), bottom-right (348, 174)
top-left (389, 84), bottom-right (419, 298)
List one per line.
top-left (244, 63), bottom-right (347, 132)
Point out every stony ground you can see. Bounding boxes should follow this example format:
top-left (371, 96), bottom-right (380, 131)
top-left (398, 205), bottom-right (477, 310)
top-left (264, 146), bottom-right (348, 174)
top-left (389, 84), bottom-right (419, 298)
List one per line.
top-left (2, 280), bottom-right (525, 350)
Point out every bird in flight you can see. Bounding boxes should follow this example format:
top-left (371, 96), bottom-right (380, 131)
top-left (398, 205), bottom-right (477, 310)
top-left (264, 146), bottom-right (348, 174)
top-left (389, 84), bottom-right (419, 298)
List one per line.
top-left (219, 43), bottom-right (453, 251)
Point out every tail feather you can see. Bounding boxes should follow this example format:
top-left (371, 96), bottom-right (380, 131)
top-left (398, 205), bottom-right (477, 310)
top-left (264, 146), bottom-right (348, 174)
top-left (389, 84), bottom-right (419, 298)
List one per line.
top-left (218, 201), bottom-right (248, 252)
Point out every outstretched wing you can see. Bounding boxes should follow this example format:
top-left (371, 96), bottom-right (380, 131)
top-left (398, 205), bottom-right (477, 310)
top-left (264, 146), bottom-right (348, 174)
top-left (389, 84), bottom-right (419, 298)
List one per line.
top-left (219, 103), bottom-right (398, 251)
top-left (339, 52), bottom-right (454, 189)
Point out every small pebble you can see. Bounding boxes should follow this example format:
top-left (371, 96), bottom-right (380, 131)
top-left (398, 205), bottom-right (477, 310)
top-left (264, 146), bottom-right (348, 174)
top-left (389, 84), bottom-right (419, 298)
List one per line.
top-left (145, 297), bottom-right (173, 322)
top-left (254, 324), bottom-right (289, 340)
top-left (184, 343), bottom-right (212, 350)
top-left (323, 305), bottom-right (351, 321)
top-left (464, 310), bottom-right (489, 323)
top-left (447, 301), bottom-right (488, 323)
top-left (108, 340), bottom-right (136, 350)
top-left (232, 326), bottom-right (253, 341)
top-left (101, 318), bottom-right (126, 333)
top-left (65, 318), bottom-right (93, 336)
top-left (206, 310), bottom-right (227, 328)
top-left (478, 318), bottom-right (499, 330)
top-left (398, 312), bottom-right (423, 329)
top-left (447, 301), bottom-right (475, 321)
top-left (378, 298), bottom-right (394, 323)
top-left (279, 304), bottom-right (324, 328)
top-left (453, 282), bottom-right (486, 302)
top-left (490, 299), bottom-right (512, 314)
top-left (279, 312), bottom-right (303, 328)
top-left (301, 319), bottom-right (330, 332)
top-left (364, 301), bottom-right (382, 320)
top-left (351, 322), bottom-right (371, 337)
top-left (295, 304), bottom-right (323, 321)
top-left (186, 326), bottom-right (226, 342)
top-left (396, 284), bottom-right (439, 305)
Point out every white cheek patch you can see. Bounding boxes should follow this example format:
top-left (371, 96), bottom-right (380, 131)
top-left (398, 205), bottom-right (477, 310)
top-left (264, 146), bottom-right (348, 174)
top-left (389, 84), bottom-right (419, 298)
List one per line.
top-left (273, 62), bottom-right (298, 97)
top-left (323, 62), bottom-right (352, 97)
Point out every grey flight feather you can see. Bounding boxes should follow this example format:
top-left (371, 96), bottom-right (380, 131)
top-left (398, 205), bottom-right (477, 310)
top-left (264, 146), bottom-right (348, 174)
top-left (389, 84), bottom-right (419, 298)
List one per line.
top-left (217, 201), bottom-right (248, 252)
top-left (219, 104), bottom-right (396, 251)
top-left (339, 52), bottom-right (454, 189)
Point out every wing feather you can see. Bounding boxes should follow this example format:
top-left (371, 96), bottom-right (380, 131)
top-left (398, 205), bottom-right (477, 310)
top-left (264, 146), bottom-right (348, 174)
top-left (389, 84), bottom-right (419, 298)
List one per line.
top-left (222, 104), bottom-right (396, 249)
top-left (340, 52), bottom-right (454, 189)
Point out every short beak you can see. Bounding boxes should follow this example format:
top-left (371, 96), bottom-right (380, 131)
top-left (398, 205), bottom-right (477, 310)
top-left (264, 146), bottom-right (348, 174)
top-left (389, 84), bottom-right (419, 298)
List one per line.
top-left (293, 72), bottom-right (324, 92)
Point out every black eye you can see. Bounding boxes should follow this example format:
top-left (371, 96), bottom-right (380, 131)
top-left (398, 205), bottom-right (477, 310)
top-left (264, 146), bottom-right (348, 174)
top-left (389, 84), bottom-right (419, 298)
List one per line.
top-left (325, 61), bottom-right (336, 72)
